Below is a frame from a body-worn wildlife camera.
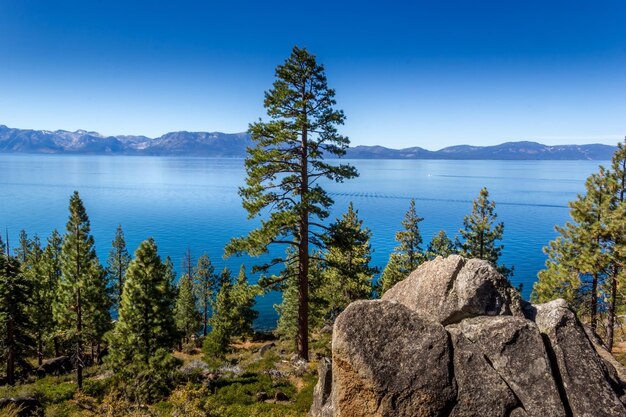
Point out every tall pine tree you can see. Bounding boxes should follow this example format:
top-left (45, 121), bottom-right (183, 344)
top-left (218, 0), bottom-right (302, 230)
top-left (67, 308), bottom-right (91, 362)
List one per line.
top-left (321, 202), bottom-right (377, 317)
top-left (0, 251), bottom-right (33, 385)
top-left (42, 230), bottom-right (63, 356)
top-left (459, 187), bottom-right (511, 277)
top-left (225, 46), bottom-right (357, 359)
top-left (193, 254), bottom-right (218, 337)
top-left (379, 199), bottom-right (425, 294)
top-left (174, 273), bottom-right (201, 346)
top-left (603, 139), bottom-right (626, 350)
top-left (108, 238), bottom-right (177, 366)
top-left (22, 235), bottom-right (49, 365)
top-left (55, 191), bottom-right (110, 389)
top-left (106, 224), bottom-right (131, 312)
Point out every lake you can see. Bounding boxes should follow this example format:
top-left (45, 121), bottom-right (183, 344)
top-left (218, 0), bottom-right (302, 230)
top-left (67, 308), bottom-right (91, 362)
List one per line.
top-left (0, 154), bottom-right (604, 329)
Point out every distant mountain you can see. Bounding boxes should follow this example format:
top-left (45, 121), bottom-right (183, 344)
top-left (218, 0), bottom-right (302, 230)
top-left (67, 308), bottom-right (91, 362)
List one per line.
top-left (0, 125), bottom-right (252, 157)
top-left (346, 141), bottom-right (616, 160)
top-left (0, 125), bottom-right (617, 160)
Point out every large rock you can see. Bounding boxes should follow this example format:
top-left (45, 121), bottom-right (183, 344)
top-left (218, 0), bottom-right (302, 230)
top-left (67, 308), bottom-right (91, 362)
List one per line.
top-left (331, 300), bottom-right (456, 417)
top-left (36, 355), bottom-right (73, 377)
top-left (0, 397), bottom-right (43, 417)
top-left (531, 299), bottom-right (626, 417)
top-left (382, 255), bottom-right (522, 325)
top-left (310, 357), bottom-right (333, 417)
top-left (312, 256), bottom-right (626, 417)
top-left (448, 316), bottom-right (566, 417)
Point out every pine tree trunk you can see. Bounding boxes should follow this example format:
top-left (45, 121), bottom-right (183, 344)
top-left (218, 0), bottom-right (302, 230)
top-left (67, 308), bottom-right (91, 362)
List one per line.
top-left (203, 302), bottom-right (208, 337)
top-left (607, 266), bottom-right (618, 351)
top-left (38, 337), bottom-right (43, 366)
top-left (297, 111), bottom-right (309, 361)
top-left (76, 288), bottom-right (83, 390)
top-left (54, 337), bottom-right (60, 357)
top-left (7, 317), bottom-right (15, 385)
top-left (591, 272), bottom-right (598, 332)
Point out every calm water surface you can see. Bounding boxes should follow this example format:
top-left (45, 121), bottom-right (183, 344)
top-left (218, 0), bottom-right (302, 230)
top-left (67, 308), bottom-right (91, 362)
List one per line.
top-left (0, 154), bottom-right (605, 328)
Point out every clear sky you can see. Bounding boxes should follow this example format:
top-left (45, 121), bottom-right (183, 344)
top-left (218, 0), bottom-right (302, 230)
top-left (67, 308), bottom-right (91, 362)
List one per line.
top-left (0, 0), bottom-right (624, 149)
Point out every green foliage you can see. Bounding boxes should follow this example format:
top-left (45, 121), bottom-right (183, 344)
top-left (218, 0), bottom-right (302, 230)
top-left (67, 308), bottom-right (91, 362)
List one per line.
top-left (202, 326), bottom-right (231, 360)
top-left (0, 376), bottom-right (76, 405)
top-left (174, 273), bottom-right (201, 344)
top-left (321, 202), bottom-right (377, 317)
top-left (379, 199), bottom-right (425, 295)
top-left (274, 251), bottom-right (326, 344)
top-left (193, 254), bottom-right (220, 337)
top-left (55, 191), bottom-right (111, 388)
top-left (22, 235), bottom-right (52, 365)
top-left (203, 267), bottom-right (260, 359)
top-left (111, 348), bottom-right (181, 404)
top-left (15, 229), bottom-right (32, 264)
top-left (533, 139), bottom-right (626, 349)
top-left (459, 187), bottom-right (512, 277)
top-left (108, 238), bottom-right (177, 368)
top-left (228, 266), bottom-right (260, 339)
top-left (226, 46), bottom-right (357, 359)
top-left (426, 230), bottom-right (457, 260)
top-left (106, 224), bottom-right (131, 312)
top-left (41, 230), bottom-right (63, 356)
top-left (0, 253), bottom-right (34, 384)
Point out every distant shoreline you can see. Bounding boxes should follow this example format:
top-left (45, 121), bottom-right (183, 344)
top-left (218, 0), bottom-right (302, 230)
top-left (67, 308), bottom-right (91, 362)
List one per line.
top-left (0, 124), bottom-right (618, 160)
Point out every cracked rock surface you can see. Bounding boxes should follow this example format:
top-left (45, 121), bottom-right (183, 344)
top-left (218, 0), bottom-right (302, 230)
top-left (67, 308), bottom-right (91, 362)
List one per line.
top-left (311, 256), bottom-right (626, 417)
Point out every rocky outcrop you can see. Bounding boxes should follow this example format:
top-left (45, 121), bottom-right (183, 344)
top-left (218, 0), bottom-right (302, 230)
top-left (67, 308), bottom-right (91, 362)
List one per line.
top-left (531, 299), bottom-right (626, 417)
top-left (382, 255), bottom-right (523, 325)
top-left (332, 300), bottom-right (456, 417)
top-left (311, 255), bottom-right (626, 417)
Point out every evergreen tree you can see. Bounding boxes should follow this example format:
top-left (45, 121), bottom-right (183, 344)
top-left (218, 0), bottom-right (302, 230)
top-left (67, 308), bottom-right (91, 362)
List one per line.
top-left (41, 230), bottom-right (63, 356)
top-left (14, 230), bottom-right (31, 264)
top-left (0, 234), bottom-right (5, 256)
top-left (225, 46), bottom-right (357, 359)
top-left (55, 191), bottom-right (110, 389)
top-left (426, 230), bottom-right (456, 260)
top-left (321, 203), bottom-right (377, 317)
top-left (379, 253), bottom-right (404, 295)
top-left (379, 199), bottom-right (425, 295)
top-left (106, 225), bottom-right (131, 312)
top-left (0, 253), bottom-right (33, 385)
top-left (108, 238), bottom-right (177, 366)
top-left (275, 250), bottom-right (326, 345)
top-left (22, 235), bottom-right (49, 365)
top-left (532, 234), bottom-right (584, 309)
top-left (533, 169), bottom-right (613, 334)
top-left (459, 187), bottom-right (512, 277)
top-left (174, 273), bottom-right (201, 346)
top-left (193, 254), bottom-right (218, 337)
top-left (229, 265), bottom-right (260, 339)
top-left (568, 170), bottom-right (612, 332)
top-left (202, 268), bottom-right (234, 359)
top-left (604, 139), bottom-right (626, 349)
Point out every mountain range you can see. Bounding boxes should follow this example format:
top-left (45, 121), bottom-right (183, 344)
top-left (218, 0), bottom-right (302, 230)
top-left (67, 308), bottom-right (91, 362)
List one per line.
top-left (0, 124), bottom-right (617, 160)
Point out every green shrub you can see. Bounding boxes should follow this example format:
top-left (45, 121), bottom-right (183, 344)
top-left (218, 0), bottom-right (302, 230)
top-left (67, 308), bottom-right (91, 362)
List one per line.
top-left (82, 377), bottom-right (112, 400)
top-left (202, 328), bottom-right (231, 360)
top-left (112, 348), bottom-right (182, 404)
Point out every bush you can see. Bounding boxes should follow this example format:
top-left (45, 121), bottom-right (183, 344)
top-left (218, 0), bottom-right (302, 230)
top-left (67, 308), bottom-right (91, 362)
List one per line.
top-left (82, 377), bottom-right (112, 400)
top-left (202, 328), bottom-right (231, 360)
top-left (111, 349), bottom-right (182, 404)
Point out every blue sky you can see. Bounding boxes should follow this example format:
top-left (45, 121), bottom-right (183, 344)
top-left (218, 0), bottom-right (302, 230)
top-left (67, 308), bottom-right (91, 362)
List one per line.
top-left (0, 0), bottom-right (624, 149)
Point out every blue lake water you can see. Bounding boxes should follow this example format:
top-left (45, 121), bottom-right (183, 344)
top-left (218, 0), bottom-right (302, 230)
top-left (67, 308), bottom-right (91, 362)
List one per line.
top-left (0, 154), bottom-right (605, 329)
